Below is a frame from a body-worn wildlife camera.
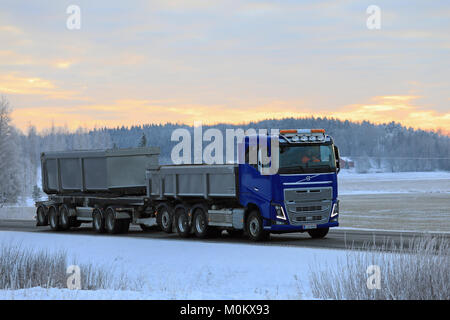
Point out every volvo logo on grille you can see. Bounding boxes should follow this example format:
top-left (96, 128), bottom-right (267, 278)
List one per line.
top-left (296, 174), bottom-right (319, 183)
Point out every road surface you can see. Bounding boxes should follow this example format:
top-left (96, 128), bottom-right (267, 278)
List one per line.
top-left (0, 219), bottom-right (447, 251)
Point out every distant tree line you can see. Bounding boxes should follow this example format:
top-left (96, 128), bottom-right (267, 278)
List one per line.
top-left (0, 96), bottom-right (449, 205)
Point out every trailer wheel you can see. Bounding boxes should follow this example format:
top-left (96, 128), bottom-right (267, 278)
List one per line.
top-left (105, 207), bottom-right (121, 234)
top-left (36, 206), bottom-right (48, 226)
top-left (175, 205), bottom-right (190, 238)
top-left (307, 227), bottom-right (329, 239)
top-left (156, 204), bottom-right (173, 233)
top-left (246, 210), bottom-right (269, 241)
top-left (48, 206), bottom-right (61, 231)
top-left (59, 205), bottom-right (71, 231)
top-left (92, 208), bottom-right (106, 233)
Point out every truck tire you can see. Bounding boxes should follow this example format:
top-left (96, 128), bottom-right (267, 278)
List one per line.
top-left (48, 206), bottom-right (61, 231)
top-left (105, 207), bottom-right (121, 234)
top-left (59, 205), bottom-right (71, 231)
top-left (93, 208), bottom-right (106, 233)
top-left (246, 210), bottom-right (270, 241)
top-left (36, 206), bottom-right (48, 226)
top-left (308, 227), bottom-right (329, 239)
top-left (175, 205), bottom-right (190, 238)
top-left (156, 204), bottom-right (173, 233)
top-left (193, 208), bottom-right (209, 238)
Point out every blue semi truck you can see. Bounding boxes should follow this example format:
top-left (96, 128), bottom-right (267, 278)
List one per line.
top-left (36, 129), bottom-right (340, 241)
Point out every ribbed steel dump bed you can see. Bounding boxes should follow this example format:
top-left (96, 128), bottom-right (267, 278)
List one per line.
top-left (147, 164), bottom-right (238, 199)
top-left (41, 147), bottom-right (160, 195)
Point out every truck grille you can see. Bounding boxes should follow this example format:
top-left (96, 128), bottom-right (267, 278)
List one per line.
top-left (284, 187), bottom-right (332, 225)
top-left (296, 216), bottom-right (323, 222)
top-left (296, 206), bottom-right (322, 212)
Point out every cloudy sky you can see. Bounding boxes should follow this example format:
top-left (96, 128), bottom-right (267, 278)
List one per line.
top-left (1, 0), bottom-right (449, 133)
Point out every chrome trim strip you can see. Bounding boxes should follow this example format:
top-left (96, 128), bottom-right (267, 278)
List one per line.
top-left (280, 173), bottom-right (333, 176)
top-left (283, 181), bottom-right (332, 185)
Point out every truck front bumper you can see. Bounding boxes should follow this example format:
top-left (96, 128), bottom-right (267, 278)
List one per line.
top-left (265, 221), bottom-right (339, 233)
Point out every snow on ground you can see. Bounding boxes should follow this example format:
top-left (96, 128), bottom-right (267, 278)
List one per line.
top-left (0, 231), bottom-right (345, 300)
top-left (0, 207), bottom-right (35, 220)
top-left (338, 170), bottom-right (450, 195)
top-left (339, 170), bottom-right (450, 181)
top-left (0, 287), bottom-right (152, 300)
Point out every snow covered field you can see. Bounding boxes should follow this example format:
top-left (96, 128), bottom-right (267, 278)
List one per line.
top-left (0, 231), bottom-right (345, 300)
top-left (338, 171), bottom-right (450, 195)
top-left (337, 171), bottom-right (450, 232)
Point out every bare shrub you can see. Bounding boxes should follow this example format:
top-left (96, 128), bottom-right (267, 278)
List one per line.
top-left (0, 242), bottom-right (139, 290)
top-left (308, 236), bottom-right (449, 299)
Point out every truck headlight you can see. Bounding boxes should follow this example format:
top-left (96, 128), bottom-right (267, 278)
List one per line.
top-left (330, 201), bottom-right (339, 218)
top-left (274, 204), bottom-right (287, 220)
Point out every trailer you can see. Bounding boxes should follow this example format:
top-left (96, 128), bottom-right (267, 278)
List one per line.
top-left (36, 129), bottom-right (341, 241)
top-left (36, 147), bottom-right (160, 233)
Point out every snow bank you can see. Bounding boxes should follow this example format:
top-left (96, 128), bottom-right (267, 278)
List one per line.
top-left (0, 231), bottom-right (345, 300)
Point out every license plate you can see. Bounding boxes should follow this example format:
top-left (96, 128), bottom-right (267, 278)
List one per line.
top-left (303, 224), bottom-right (317, 230)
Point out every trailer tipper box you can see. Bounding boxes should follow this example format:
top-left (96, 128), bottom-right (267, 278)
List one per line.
top-left (147, 164), bottom-right (238, 199)
top-left (36, 129), bottom-right (340, 241)
top-left (41, 147), bottom-right (160, 195)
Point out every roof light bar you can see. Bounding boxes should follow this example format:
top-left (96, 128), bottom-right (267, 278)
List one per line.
top-left (279, 129), bottom-right (298, 134)
top-left (279, 129), bottom-right (326, 134)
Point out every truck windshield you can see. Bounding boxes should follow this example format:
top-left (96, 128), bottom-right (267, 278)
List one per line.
top-left (278, 143), bottom-right (336, 174)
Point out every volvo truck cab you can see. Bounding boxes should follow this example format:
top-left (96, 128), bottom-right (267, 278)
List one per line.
top-left (238, 129), bottom-right (340, 240)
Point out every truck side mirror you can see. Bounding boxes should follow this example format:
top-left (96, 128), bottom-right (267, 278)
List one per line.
top-left (334, 145), bottom-right (340, 174)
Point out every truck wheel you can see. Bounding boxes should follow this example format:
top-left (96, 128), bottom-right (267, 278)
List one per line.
top-left (59, 205), bottom-right (71, 231)
top-left (48, 206), bottom-right (61, 231)
top-left (193, 208), bottom-right (209, 238)
top-left (156, 204), bottom-right (173, 233)
top-left (308, 227), bottom-right (329, 239)
top-left (105, 207), bottom-right (121, 234)
top-left (246, 211), bottom-right (269, 241)
top-left (175, 206), bottom-right (190, 238)
top-left (36, 206), bottom-right (48, 226)
top-left (93, 208), bottom-right (106, 233)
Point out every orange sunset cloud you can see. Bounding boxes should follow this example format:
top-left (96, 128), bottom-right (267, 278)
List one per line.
top-left (10, 95), bottom-right (450, 135)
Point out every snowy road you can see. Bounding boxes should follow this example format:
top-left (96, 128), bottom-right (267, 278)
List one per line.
top-left (0, 219), bottom-right (448, 251)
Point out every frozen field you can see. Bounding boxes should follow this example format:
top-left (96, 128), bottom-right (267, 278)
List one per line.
top-left (338, 171), bottom-right (450, 232)
top-left (0, 231), bottom-right (345, 300)
top-left (339, 171), bottom-right (450, 195)
top-left (339, 193), bottom-right (449, 232)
